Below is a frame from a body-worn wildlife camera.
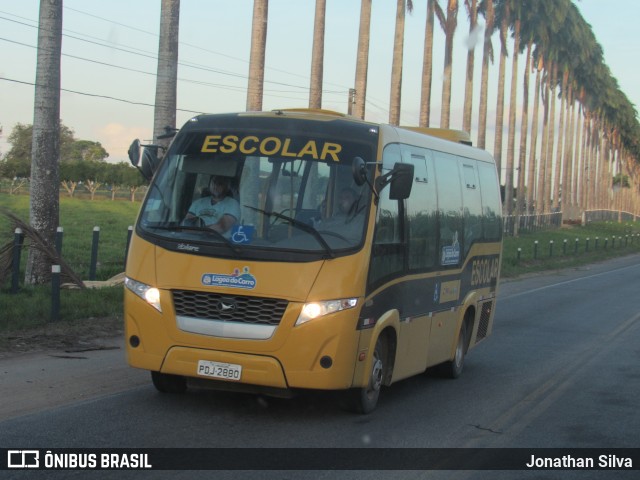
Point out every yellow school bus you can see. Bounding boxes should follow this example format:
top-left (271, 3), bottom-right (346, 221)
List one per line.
top-left (125, 109), bottom-right (502, 413)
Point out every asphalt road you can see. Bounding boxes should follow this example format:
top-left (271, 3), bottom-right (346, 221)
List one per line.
top-left (1, 254), bottom-right (639, 479)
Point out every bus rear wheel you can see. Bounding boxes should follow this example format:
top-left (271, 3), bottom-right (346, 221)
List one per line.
top-left (345, 335), bottom-right (387, 414)
top-left (439, 321), bottom-right (468, 379)
top-left (151, 371), bottom-right (187, 394)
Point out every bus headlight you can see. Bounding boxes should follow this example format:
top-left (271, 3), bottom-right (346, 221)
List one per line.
top-left (125, 277), bottom-right (162, 312)
top-left (295, 298), bottom-right (358, 326)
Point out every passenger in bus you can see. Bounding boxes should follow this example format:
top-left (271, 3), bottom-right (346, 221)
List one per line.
top-left (185, 176), bottom-right (241, 236)
top-left (316, 187), bottom-right (365, 240)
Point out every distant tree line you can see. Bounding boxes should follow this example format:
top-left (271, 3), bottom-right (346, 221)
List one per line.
top-left (0, 122), bottom-right (147, 201)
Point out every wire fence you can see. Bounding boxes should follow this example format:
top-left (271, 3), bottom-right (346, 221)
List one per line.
top-left (503, 210), bottom-right (639, 237)
top-left (583, 209), bottom-right (637, 224)
top-left (503, 212), bottom-right (563, 237)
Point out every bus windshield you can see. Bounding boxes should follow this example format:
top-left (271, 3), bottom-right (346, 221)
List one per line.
top-left (137, 126), bottom-right (377, 261)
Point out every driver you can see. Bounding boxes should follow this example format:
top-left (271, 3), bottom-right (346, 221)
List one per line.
top-left (186, 176), bottom-right (240, 236)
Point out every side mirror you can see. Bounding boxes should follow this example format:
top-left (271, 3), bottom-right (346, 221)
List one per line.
top-left (352, 157), bottom-right (368, 186)
top-left (389, 162), bottom-right (414, 200)
top-left (128, 139), bottom-right (160, 181)
top-left (128, 139), bottom-right (141, 167)
top-left (139, 146), bottom-right (160, 181)
top-left (374, 162), bottom-right (414, 200)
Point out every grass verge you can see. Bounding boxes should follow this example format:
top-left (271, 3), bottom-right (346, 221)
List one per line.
top-left (501, 221), bottom-right (640, 278)
top-left (2, 190), bottom-right (640, 340)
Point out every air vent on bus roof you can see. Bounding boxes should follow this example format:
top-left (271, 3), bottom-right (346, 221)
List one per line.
top-left (272, 108), bottom-right (348, 117)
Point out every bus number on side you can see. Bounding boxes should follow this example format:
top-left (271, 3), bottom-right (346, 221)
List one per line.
top-left (470, 256), bottom-right (500, 287)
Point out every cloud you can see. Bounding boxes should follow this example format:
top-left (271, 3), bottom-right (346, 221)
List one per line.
top-left (98, 123), bottom-right (152, 163)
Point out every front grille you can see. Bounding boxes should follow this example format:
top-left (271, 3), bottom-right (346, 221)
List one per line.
top-left (477, 301), bottom-right (493, 340)
top-left (172, 290), bottom-right (288, 326)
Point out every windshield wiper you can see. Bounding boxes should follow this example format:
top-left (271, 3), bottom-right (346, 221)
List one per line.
top-left (244, 205), bottom-right (335, 258)
top-left (149, 225), bottom-right (241, 255)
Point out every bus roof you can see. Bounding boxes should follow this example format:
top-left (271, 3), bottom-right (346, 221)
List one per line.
top-left (399, 127), bottom-right (472, 146)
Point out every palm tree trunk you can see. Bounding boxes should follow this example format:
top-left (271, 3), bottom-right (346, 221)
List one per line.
top-left (493, 10), bottom-right (508, 184)
top-left (578, 109), bottom-right (587, 209)
top-left (504, 19), bottom-right (520, 216)
top-left (462, 0), bottom-right (477, 134)
top-left (353, 0), bottom-right (372, 119)
top-left (544, 63), bottom-right (557, 213)
top-left (247, 0), bottom-right (268, 111)
top-left (389, 0), bottom-right (407, 125)
top-left (153, 0), bottom-right (180, 151)
top-left (571, 104), bottom-right (582, 207)
top-left (590, 119), bottom-right (596, 210)
top-left (537, 66), bottom-right (550, 214)
top-left (25, 0), bottom-right (63, 285)
top-left (588, 117), bottom-right (597, 209)
top-left (439, 0), bottom-right (458, 129)
top-left (565, 90), bottom-right (576, 207)
top-left (516, 42), bottom-right (531, 217)
top-left (309, 0), bottom-right (326, 109)
top-left (552, 69), bottom-right (568, 211)
top-left (476, 0), bottom-right (493, 148)
top-left (419, 0), bottom-right (436, 127)
top-left (527, 57), bottom-right (542, 213)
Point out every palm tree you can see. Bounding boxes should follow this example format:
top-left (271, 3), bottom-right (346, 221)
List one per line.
top-left (353, 0), bottom-right (372, 119)
top-left (521, 0), bottom-right (557, 215)
top-left (476, 0), bottom-right (494, 148)
top-left (419, 0), bottom-right (436, 127)
top-left (515, 41), bottom-right (531, 217)
top-left (552, 68), bottom-right (568, 212)
top-left (571, 98), bottom-right (582, 206)
top-left (25, 0), bottom-right (63, 285)
top-left (527, 55), bottom-right (542, 212)
top-left (503, 0), bottom-right (521, 216)
top-left (524, 0), bottom-right (562, 214)
top-left (153, 0), bottom-right (180, 152)
top-left (389, 0), bottom-right (413, 125)
top-left (544, 63), bottom-right (557, 212)
top-left (492, 0), bottom-right (509, 185)
top-left (309, 0), bottom-right (326, 109)
top-left (536, 71), bottom-right (548, 214)
top-left (435, 0), bottom-right (459, 129)
top-left (247, 0), bottom-right (269, 111)
top-left (462, 0), bottom-right (478, 134)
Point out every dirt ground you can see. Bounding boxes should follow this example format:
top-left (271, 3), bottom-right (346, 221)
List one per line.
top-left (0, 315), bottom-right (124, 359)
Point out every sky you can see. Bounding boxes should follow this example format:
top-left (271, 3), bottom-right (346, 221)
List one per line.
top-left (1, 0), bottom-right (639, 165)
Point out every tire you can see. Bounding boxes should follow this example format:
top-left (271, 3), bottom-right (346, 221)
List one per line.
top-left (151, 371), bottom-right (187, 394)
top-left (345, 335), bottom-right (388, 414)
top-left (439, 321), bottom-right (468, 379)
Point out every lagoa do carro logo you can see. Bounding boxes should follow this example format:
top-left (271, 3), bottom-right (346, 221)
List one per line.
top-left (201, 267), bottom-right (257, 290)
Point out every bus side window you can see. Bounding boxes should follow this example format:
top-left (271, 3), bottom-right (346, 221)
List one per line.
top-left (369, 143), bottom-right (404, 287)
top-left (405, 148), bottom-right (437, 271)
top-left (433, 152), bottom-right (464, 267)
top-left (461, 161), bottom-right (483, 255)
top-left (477, 162), bottom-right (503, 241)
top-left (369, 187), bottom-right (403, 286)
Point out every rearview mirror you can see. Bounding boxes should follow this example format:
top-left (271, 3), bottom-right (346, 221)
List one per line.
top-left (128, 139), bottom-right (160, 181)
top-left (139, 146), bottom-right (160, 180)
top-left (352, 157), bottom-right (367, 186)
top-left (128, 139), bottom-right (141, 167)
top-left (389, 162), bottom-right (414, 200)
top-left (374, 162), bottom-right (414, 200)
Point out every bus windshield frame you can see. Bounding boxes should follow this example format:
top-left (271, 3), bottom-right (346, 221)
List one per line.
top-left (136, 116), bottom-right (379, 262)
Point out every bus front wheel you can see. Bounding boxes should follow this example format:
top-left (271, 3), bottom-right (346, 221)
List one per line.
top-left (151, 371), bottom-right (187, 394)
top-left (345, 335), bottom-right (388, 414)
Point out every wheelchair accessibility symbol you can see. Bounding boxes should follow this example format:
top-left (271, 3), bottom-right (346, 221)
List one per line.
top-left (231, 225), bottom-right (255, 244)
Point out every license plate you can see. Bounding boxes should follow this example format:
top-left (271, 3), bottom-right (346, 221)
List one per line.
top-left (197, 360), bottom-right (242, 381)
